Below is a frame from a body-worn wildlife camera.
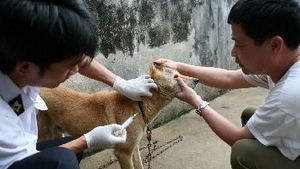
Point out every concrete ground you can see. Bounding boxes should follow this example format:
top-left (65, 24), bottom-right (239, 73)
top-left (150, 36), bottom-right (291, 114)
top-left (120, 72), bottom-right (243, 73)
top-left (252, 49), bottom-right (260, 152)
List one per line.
top-left (80, 87), bottom-right (268, 169)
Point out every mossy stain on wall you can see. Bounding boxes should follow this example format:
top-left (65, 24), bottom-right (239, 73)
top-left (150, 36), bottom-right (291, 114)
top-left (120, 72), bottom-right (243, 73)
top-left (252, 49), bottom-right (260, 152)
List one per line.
top-left (85, 0), bottom-right (194, 58)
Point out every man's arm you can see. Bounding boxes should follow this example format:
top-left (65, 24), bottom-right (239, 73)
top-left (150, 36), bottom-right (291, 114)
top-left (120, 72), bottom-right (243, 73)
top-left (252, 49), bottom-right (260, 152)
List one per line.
top-left (60, 124), bottom-right (127, 153)
top-left (60, 136), bottom-right (87, 154)
top-left (175, 78), bottom-right (255, 146)
top-left (200, 106), bottom-right (254, 146)
top-left (177, 65), bottom-right (252, 89)
top-left (79, 58), bottom-right (116, 87)
top-left (155, 58), bottom-right (254, 89)
top-left (78, 58), bottom-right (157, 101)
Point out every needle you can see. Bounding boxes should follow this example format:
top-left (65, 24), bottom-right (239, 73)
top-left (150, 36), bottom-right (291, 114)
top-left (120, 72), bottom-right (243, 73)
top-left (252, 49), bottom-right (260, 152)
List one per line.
top-left (113, 113), bottom-right (138, 137)
top-left (121, 113), bottom-right (138, 130)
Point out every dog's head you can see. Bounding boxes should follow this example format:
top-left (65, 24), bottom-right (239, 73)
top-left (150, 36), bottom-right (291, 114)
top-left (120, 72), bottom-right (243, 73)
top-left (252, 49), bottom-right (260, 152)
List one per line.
top-left (148, 61), bottom-right (199, 100)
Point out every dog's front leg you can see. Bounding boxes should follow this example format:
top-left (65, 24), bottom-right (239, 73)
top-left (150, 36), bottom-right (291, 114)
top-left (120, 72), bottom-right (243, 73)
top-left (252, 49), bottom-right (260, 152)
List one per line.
top-left (133, 145), bottom-right (144, 169)
top-left (114, 147), bottom-right (134, 169)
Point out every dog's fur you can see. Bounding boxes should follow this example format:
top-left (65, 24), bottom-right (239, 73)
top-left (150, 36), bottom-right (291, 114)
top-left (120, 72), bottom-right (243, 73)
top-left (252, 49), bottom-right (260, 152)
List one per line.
top-left (37, 62), bottom-right (198, 169)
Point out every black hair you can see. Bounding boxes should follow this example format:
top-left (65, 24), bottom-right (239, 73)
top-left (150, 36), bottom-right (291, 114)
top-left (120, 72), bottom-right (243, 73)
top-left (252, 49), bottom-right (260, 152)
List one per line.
top-left (0, 0), bottom-right (98, 74)
top-left (228, 0), bottom-right (300, 50)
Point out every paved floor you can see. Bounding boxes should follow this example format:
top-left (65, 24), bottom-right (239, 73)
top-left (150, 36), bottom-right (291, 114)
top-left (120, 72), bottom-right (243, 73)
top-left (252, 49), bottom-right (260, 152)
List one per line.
top-left (80, 87), bottom-right (268, 169)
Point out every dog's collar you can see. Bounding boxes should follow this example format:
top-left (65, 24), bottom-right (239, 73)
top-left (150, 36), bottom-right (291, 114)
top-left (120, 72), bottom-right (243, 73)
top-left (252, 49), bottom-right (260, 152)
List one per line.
top-left (137, 101), bottom-right (148, 124)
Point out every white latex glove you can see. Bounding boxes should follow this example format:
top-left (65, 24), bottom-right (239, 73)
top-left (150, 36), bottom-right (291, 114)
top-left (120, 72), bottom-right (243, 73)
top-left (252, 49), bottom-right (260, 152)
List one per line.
top-left (83, 124), bottom-right (127, 149)
top-left (113, 75), bottom-right (158, 101)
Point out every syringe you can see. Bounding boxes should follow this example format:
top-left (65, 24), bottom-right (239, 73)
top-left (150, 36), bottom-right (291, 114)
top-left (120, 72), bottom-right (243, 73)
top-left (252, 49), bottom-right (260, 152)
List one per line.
top-left (113, 113), bottom-right (138, 137)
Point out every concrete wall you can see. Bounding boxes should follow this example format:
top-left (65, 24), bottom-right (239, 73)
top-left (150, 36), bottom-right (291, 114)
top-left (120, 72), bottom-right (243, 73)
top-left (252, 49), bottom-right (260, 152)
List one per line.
top-left (64, 0), bottom-right (238, 127)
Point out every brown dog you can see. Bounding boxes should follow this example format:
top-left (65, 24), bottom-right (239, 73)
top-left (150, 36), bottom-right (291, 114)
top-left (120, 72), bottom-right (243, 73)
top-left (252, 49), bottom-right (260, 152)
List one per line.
top-left (37, 62), bottom-right (198, 169)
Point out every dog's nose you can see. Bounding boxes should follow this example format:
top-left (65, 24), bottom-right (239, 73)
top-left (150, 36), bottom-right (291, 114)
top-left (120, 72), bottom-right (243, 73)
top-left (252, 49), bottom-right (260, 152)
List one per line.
top-left (193, 78), bottom-right (199, 84)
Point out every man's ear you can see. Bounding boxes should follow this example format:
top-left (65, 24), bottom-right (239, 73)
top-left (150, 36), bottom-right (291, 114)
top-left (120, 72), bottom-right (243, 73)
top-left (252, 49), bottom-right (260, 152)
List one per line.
top-left (270, 36), bottom-right (283, 54)
top-left (15, 61), bottom-right (34, 75)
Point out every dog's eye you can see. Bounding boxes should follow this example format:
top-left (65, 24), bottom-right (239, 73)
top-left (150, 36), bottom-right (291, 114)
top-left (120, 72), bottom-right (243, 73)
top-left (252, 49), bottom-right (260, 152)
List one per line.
top-left (174, 75), bottom-right (178, 78)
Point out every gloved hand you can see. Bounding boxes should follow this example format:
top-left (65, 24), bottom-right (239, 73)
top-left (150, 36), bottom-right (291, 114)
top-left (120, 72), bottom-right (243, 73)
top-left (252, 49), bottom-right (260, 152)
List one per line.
top-left (83, 124), bottom-right (127, 149)
top-left (113, 75), bottom-right (158, 101)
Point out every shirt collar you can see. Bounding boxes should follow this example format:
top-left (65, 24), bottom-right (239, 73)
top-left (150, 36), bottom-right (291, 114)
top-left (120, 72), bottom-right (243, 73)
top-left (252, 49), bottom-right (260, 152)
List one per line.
top-left (0, 71), bottom-right (47, 110)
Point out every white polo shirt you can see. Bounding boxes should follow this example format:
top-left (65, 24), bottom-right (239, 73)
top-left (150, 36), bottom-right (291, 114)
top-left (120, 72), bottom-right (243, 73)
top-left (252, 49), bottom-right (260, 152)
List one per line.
top-left (0, 72), bottom-right (47, 169)
top-left (243, 60), bottom-right (300, 160)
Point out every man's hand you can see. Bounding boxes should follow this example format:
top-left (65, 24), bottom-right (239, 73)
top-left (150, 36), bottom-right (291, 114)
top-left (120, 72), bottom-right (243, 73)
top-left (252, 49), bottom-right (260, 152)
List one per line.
top-left (175, 77), bottom-right (203, 108)
top-left (154, 59), bottom-right (179, 70)
top-left (83, 124), bottom-right (127, 149)
top-left (113, 75), bottom-right (158, 101)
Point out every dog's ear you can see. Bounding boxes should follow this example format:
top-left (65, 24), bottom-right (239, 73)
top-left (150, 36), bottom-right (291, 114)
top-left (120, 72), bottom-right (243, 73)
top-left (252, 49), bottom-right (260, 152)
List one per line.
top-left (152, 61), bottom-right (163, 70)
top-left (149, 63), bottom-right (156, 75)
top-left (149, 62), bottom-right (161, 76)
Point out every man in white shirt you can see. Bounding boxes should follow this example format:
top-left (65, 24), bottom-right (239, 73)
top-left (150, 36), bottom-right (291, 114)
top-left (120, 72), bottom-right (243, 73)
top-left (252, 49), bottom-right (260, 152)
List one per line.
top-left (0, 0), bottom-right (157, 169)
top-left (156, 0), bottom-right (300, 168)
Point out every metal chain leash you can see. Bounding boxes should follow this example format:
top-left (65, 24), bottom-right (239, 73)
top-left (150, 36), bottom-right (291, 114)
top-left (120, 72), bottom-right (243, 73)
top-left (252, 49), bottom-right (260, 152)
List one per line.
top-left (149, 135), bottom-right (183, 160)
top-left (145, 126), bottom-right (152, 169)
top-left (95, 134), bottom-right (183, 169)
top-left (142, 135), bottom-right (183, 163)
top-left (96, 159), bottom-right (118, 169)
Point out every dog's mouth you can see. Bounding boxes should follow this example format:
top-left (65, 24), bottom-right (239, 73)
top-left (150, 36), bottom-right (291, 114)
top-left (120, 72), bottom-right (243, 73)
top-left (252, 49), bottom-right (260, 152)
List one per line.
top-left (187, 78), bottom-right (199, 89)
